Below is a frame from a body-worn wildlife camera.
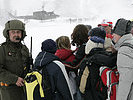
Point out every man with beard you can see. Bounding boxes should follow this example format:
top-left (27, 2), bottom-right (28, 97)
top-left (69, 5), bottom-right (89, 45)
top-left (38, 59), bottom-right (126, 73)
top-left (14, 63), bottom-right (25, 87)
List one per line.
top-left (0, 20), bottom-right (29, 100)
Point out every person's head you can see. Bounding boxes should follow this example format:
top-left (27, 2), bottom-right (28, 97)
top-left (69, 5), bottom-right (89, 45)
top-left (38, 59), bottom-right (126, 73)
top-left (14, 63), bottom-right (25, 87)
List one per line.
top-left (112, 18), bottom-right (132, 43)
top-left (41, 39), bottom-right (57, 54)
top-left (89, 27), bottom-right (106, 44)
top-left (71, 24), bottom-right (88, 46)
top-left (56, 36), bottom-right (71, 50)
top-left (98, 19), bottom-right (113, 34)
top-left (3, 20), bottom-right (26, 42)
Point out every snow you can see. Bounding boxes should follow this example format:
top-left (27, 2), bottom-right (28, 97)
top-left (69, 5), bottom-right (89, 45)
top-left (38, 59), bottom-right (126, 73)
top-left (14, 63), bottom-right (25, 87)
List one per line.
top-left (24, 19), bottom-right (77, 59)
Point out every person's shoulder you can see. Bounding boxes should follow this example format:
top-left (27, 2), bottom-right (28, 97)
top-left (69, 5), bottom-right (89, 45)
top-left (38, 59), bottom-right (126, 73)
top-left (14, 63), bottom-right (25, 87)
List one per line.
top-left (0, 42), bottom-right (6, 48)
top-left (0, 42), bottom-right (7, 52)
top-left (22, 44), bottom-right (28, 48)
top-left (119, 42), bottom-right (133, 56)
top-left (22, 44), bottom-right (29, 50)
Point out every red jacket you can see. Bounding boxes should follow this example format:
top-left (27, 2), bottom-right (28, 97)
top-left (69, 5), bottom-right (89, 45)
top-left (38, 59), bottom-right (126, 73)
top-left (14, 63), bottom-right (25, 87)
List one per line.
top-left (55, 49), bottom-right (75, 62)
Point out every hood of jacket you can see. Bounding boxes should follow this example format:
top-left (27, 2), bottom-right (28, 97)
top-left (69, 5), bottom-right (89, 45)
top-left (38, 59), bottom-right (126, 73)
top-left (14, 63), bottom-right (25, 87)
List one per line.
top-left (85, 39), bottom-right (104, 55)
top-left (55, 49), bottom-right (74, 60)
top-left (34, 51), bottom-right (59, 67)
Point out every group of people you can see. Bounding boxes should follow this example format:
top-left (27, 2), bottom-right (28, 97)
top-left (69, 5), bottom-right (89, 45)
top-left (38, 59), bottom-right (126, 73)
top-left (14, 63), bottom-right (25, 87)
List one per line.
top-left (0, 18), bottom-right (133, 100)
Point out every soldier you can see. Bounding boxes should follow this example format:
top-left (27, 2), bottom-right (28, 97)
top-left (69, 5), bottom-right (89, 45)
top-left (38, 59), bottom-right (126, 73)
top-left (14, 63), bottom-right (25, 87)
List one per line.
top-left (0, 20), bottom-right (29, 100)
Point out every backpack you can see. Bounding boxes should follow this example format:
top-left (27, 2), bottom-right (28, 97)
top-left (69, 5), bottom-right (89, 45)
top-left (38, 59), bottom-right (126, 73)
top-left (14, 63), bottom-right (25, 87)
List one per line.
top-left (99, 66), bottom-right (119, 100)
top-left (78, 47), bottom-right (118, 100)
top-left (24, 65), bottom-right (52, 100)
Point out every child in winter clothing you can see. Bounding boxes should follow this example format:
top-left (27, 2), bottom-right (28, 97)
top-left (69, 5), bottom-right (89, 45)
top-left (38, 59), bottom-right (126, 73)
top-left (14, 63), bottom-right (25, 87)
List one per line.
top-left (55, 36), bottom-right (78, 97)
top-left (34, 39), bottom-right (74, 100)
top-left (55, 36), bottom-right (77, 73)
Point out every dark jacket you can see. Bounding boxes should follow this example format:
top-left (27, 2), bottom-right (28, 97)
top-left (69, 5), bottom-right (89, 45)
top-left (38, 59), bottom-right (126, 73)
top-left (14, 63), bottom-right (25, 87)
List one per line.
top-left (34, 51), bottom-right (72, 100)
top-left (72, 44), bottom-right (86, 66)
top-left (0, 41), bottom-right (29, 100)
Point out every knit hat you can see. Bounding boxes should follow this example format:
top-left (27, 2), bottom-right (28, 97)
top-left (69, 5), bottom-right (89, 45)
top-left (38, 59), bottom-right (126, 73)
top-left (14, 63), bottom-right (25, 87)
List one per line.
top-left (89, 27), bottom-right (106, 39)
top-left (41, 39), bottom-right (57, 53)
top-left (89, 27), bottom-right (106, 44)
top-left (113, 18), bottom-right (131, 36)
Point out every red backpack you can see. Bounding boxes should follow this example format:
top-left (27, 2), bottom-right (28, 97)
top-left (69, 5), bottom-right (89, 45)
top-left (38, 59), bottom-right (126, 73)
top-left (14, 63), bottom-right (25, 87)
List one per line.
top-left (100, 66), bottom-right (119, 100)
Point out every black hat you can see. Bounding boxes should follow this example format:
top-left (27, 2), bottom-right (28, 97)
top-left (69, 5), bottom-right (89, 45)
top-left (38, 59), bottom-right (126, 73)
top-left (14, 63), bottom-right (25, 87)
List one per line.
top-left (41, 39), bottom-right (57, 53)
top-left (89, 27), bottom-right (106, 40)
top-left (113, 18), bottom-right (131, 36)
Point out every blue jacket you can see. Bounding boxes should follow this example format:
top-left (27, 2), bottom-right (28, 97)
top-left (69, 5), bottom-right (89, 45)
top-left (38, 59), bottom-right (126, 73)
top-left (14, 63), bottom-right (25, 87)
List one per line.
top-left (34, 51), bottom-right (72, 100)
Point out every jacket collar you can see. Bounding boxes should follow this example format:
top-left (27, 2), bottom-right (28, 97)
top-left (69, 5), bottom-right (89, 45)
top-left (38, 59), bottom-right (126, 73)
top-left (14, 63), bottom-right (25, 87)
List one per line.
top-left (85, 39), bottom-right (104, 54)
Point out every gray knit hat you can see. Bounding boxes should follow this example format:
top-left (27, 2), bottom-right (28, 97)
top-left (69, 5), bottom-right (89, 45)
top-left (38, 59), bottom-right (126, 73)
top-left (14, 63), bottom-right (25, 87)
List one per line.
top-left (113, 18), bottom-right (131, 36)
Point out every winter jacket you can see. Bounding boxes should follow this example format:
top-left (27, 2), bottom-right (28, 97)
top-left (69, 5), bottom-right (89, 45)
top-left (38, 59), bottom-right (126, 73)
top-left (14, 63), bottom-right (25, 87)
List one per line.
top-left (55, 49), bottom-right (75, 62)
top-left (73, 44), bottom-right (86, 66)
top-left (34, 51), bottom-right (73, 100)
top-left (0, 41), bottom-right (29, 100)
top-left (55, 49), bottom-right (77, 96)
top-left (113, 34), bottom-right (133, 100)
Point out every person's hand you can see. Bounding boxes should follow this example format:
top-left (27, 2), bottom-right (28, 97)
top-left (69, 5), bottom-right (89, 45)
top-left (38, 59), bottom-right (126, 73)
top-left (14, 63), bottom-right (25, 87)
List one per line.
top-left (16, 77), bottom-right (24, 87)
